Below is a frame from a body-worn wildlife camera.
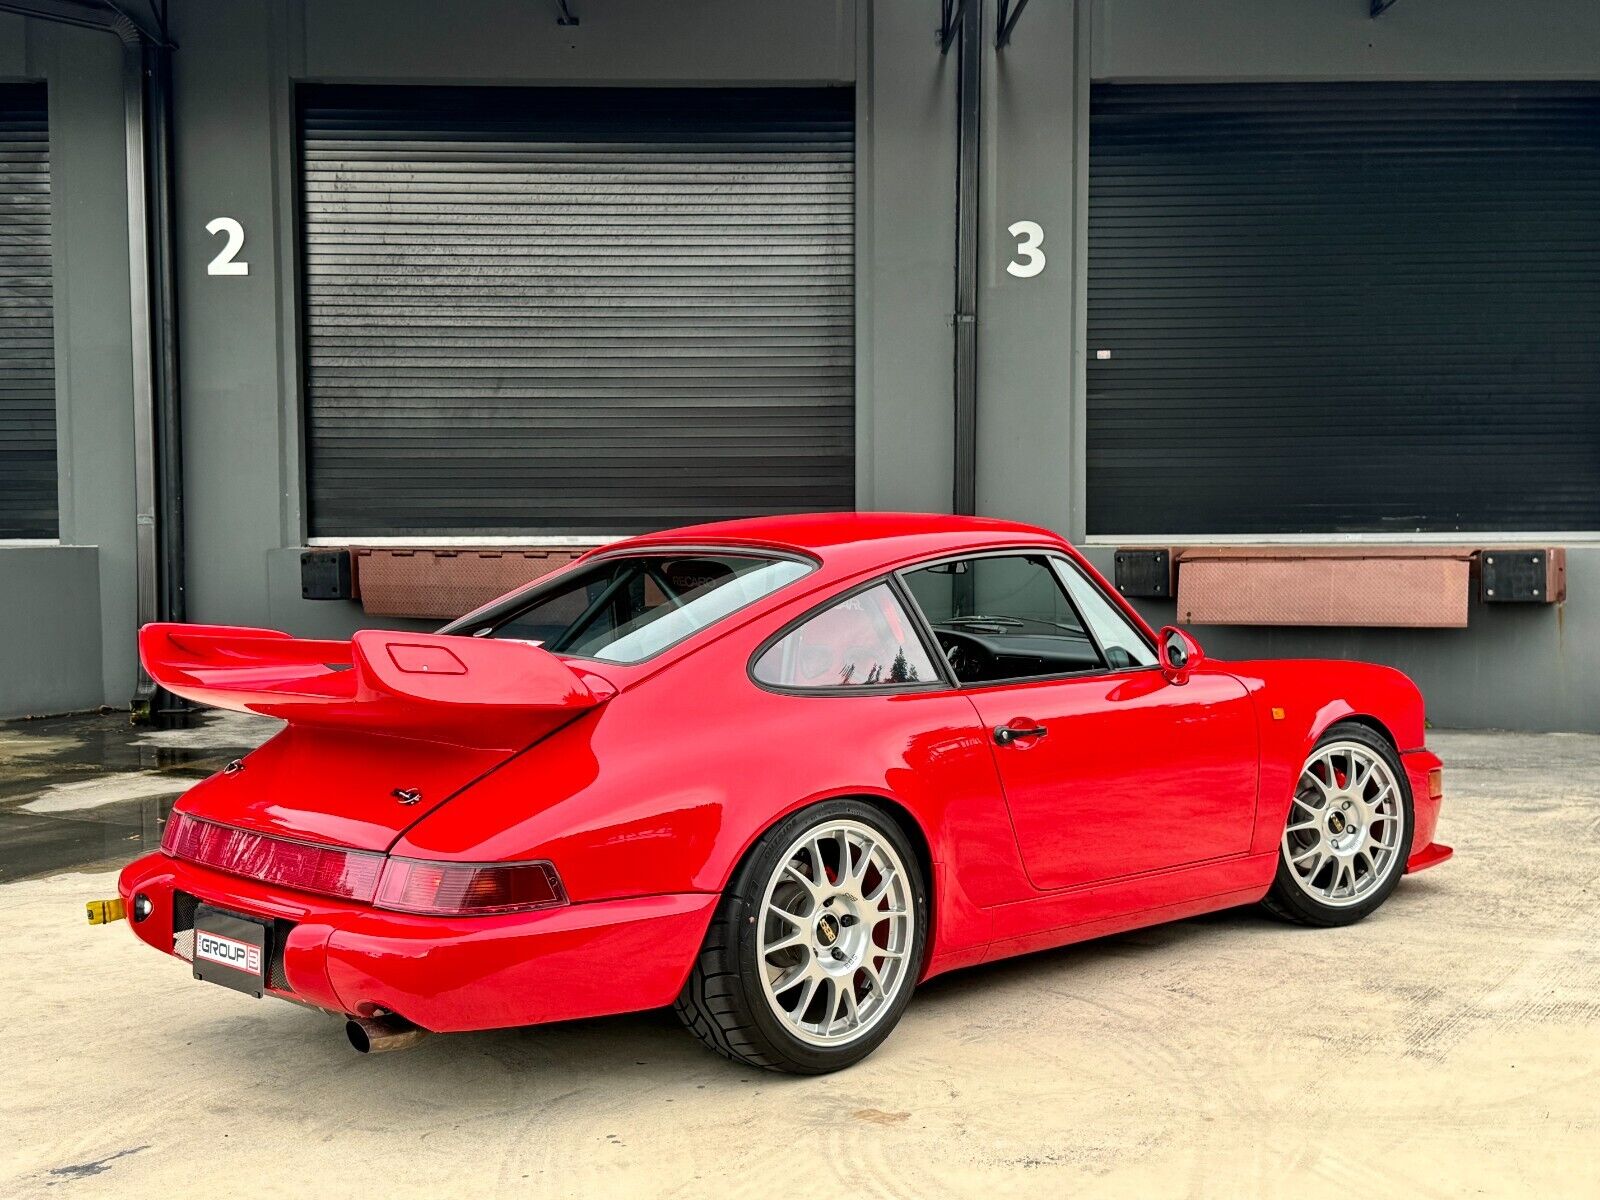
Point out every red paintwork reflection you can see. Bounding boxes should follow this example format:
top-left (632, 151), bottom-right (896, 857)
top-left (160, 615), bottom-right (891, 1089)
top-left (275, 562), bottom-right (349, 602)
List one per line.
top-left (966, 667), bottom-right (1258, 890)
top-left (122, 512), bottom-right (1450, 1032)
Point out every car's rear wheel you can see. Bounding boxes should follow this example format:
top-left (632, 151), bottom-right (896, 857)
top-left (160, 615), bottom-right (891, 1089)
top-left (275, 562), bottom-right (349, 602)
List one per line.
top-left (674, 800), bottom-right (927, 1074)
top-left (1263, 723), bottom-right (1414, 927)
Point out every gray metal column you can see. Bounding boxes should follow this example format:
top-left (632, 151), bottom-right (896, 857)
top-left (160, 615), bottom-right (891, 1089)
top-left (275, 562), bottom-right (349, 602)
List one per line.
top-left (143, 39), bottom-right (184, 629)
top-left (949, 0), bottom-right (981, 515)
top-left (121, 31), bottom-right (158, 700)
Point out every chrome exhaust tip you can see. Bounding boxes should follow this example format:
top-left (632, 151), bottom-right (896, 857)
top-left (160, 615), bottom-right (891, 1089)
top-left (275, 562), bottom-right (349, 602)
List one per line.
top-left (345, 1015), bottom-right (429, 1055)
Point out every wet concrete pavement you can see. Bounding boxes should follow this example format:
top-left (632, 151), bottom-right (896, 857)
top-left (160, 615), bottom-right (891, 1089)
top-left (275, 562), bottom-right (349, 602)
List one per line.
top-left (0, 710), bottom-right (279, 883)
top-left (2, 720), bottom-right (1597, 1196)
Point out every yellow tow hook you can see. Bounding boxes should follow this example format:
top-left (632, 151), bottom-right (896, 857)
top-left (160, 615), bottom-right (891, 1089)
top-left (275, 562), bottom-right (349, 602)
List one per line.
top-left (86, 898), bottom-right (126, 925)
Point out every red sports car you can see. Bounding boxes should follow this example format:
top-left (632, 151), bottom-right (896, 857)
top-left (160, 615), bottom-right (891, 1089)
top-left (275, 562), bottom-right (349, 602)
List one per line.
top-left (112, 514), bottom-right (1450, 1074)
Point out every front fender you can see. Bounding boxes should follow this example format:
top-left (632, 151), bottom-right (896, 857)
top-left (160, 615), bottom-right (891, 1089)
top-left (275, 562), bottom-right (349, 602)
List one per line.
top-left (1226, 659), bottom-right (1429, 856)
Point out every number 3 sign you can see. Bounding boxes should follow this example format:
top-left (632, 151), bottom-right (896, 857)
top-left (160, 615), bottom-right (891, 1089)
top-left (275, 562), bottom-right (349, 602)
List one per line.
top-left (1006, 219), bottom-right (1045, 278)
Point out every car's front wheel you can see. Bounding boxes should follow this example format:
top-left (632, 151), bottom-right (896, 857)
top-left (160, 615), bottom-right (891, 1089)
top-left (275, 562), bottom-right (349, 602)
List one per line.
top-left (674, 800), bottom-right (927, 1074)
top-left (1263, 722), bottom-right (1415, 927)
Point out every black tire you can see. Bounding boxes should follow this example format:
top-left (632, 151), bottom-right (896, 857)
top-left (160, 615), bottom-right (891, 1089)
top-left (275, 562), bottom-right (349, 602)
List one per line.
top-left (1262, 722), bottom-right (1415, 927)
top-left (674, 799), bottom-right (929, 1075)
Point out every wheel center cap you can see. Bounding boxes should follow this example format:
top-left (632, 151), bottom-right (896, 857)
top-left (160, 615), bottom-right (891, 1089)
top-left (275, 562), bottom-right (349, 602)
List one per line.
top-left (816, 913), bottom-right (840, 947)
top-left (1328, 812), bottom-right (1348, 835)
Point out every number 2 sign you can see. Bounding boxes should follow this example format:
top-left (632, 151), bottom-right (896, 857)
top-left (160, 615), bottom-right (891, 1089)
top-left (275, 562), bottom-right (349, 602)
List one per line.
top-left (205, 217), bottom-right (249, 276)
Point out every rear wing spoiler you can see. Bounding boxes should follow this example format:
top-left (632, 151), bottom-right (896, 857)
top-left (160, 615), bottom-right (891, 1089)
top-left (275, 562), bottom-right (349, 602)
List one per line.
top-left (138, 623), bottom-right (612, 750)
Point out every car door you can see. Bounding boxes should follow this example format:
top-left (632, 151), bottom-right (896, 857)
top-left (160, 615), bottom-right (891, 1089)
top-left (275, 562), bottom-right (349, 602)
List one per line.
top-left (901, 551), bottom-right (1258, 891)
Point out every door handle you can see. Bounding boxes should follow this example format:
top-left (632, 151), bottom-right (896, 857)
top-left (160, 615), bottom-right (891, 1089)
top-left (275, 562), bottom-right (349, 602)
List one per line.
top-left (994, 723), bottom-right (1047, 746)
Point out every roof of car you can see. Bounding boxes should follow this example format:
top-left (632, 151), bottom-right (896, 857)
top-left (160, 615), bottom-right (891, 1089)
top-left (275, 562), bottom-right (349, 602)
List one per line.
top-left (608, 511), bottom-right (1065, 563)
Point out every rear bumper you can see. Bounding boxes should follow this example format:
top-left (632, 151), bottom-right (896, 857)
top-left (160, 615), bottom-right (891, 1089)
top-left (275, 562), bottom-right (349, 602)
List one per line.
top-left (1401, 748), bottom-right (1451, 873)
top-left (117, 852), bottom-right (718, 1033)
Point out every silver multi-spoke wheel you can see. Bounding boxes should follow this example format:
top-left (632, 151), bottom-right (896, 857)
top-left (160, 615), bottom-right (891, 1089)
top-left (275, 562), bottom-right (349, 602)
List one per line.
top-left (677, 802), bottom-right (927, 1072)
top-left (1283, 739), bottom-right (1406, 908)
top-left (756, 819), bottom-right (915, 1047)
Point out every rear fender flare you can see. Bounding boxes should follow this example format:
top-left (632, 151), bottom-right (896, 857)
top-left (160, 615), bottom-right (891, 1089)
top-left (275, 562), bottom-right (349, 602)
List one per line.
top-left (716, 789), bottom-right (941, 978)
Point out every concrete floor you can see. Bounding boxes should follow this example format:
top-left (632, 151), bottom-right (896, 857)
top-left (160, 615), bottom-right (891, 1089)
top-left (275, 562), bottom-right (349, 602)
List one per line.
top-left (0, 710), bottom-right (280, 882)
top-left (1, 721), bottom-right (1596, 1198)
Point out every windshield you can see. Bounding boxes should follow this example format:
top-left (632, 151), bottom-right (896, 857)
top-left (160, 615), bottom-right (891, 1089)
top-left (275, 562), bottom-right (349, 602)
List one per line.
top-left (462, 552), bottom-right (812, 664)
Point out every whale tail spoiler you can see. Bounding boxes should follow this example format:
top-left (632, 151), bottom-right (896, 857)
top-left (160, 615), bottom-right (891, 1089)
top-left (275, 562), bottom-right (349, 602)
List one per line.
top-left (138, 623), bottom-right (609, 750)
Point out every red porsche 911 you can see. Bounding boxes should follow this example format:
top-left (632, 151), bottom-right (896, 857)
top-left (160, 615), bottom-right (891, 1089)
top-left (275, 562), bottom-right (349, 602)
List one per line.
top-left (107, 514), bottom-right (1450, 1074)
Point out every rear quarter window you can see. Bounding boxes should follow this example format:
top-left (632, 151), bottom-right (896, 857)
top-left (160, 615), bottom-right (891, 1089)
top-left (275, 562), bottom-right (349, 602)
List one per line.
top-left (752, 584), bottom-right (938, 689)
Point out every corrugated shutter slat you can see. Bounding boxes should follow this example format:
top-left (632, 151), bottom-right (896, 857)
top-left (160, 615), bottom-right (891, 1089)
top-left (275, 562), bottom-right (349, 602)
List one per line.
top-left (299, 85), bottom-right (855, 537)
top-left (0, 83), bottom-right (55, 539)
top-left (1087, 83), bottom-right (1600, 536)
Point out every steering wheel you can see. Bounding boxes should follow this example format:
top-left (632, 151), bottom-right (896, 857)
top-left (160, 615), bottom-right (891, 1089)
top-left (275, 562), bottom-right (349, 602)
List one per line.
top-left (936, 632), bottom-right (990, 682)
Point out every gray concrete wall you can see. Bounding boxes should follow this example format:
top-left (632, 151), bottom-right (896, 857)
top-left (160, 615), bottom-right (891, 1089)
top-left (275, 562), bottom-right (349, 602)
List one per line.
top-left (297, 0), bottom-right (855, 82)
top-left (858, 0), bottom-right (958, 518)
top-left (1092, 0), bottom-right (1600, 81)
top-left (4, 0), bottom-right (1598, 729)
top-left (1065, 0), bottom-right (1600, 732)
top-left (168, 0), bottom-right (296, 632)
top-left (974, 0), bottom-right (1083, 535)
top-left (164, 0), bottom-right (962, 641)
top-left (0, 546), bottom-right (102, 717)
top-left (0, 14), bottom-right (24, 74)
top-left (166, 0), bottom-right (894, 647)
top-left (0, 17), bottom-right (138, 718)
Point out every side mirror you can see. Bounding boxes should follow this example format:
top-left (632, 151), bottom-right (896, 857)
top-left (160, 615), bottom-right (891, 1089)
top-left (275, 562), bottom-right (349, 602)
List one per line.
top-left (1158, 626), bottom-right (1205, 684)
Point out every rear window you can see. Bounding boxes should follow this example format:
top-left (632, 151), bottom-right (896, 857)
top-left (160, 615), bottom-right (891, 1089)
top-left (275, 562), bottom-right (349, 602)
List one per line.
top-left (464, 552), bottom-right (812, 664)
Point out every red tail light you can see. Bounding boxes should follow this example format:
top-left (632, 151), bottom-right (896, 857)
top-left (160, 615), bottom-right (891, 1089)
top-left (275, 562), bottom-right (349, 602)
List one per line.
top-left (161, 812), bottom-right (384, 903)
top-left (374, 858), bottom-right (567, 916)
top-left (161, 813), bottom-right (567, 915)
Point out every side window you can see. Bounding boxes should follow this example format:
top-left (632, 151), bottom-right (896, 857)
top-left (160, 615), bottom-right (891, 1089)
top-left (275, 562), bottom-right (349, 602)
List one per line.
top-left (753, 584), bottom-right (938, 689)
top-left (902, 554), bottom-right (1102, 683)
top-left (1054, 559), bottom-right (1158, 670)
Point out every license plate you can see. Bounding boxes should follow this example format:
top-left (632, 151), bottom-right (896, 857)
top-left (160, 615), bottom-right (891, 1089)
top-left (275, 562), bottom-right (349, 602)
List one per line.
top-left (192, 904), bottom-right (270, 998)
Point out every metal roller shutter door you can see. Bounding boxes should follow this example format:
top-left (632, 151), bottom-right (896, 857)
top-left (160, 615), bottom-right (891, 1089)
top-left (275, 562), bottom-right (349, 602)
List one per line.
top-left (298, 85), bottom-right (855, 538)
top-left (1087, 83), bottom-right (1600, 536)
top-left (0, 83), bottom-right (54, 540)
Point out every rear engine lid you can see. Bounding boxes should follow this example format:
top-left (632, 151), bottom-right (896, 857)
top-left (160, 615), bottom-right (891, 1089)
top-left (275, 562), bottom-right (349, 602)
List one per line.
top-left (141, 623), bottom-right (616, 851)
top-left (175, 724), bottom-right (531, 852)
